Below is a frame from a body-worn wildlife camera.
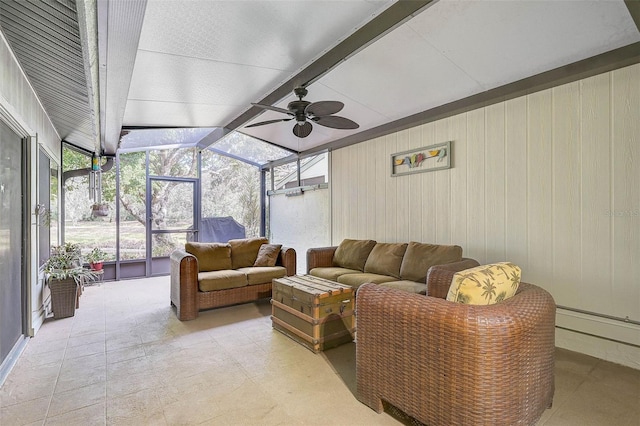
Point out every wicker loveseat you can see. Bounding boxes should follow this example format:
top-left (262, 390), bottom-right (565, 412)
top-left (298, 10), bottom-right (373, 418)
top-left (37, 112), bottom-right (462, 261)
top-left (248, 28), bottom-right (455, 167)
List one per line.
top-left (170, 237), bottom-right (296, 320)
top-left (356, 264), bottom-right (556, 426)
top-left (307, 239), bottom-right (477, 294)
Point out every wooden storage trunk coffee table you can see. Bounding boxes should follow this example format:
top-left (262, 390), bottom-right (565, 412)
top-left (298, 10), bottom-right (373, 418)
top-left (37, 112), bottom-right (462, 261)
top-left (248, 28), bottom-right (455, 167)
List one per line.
top-left (271, 275), bottom-right (355, 353)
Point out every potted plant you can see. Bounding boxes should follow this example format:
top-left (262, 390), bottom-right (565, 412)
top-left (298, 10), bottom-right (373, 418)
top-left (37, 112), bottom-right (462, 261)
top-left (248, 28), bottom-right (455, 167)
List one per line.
top-left (86, 247), bottom-right (109, 271)
top-left (44, 243), bottom-right (97, 319)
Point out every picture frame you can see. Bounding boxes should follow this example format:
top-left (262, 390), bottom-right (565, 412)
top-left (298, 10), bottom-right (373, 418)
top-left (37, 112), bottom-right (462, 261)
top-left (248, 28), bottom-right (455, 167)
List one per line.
top-left (391, 141), bottom-right (451, 177)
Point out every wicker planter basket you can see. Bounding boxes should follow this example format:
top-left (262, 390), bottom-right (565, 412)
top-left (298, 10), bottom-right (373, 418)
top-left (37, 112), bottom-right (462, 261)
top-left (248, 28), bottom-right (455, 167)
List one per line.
top-left (49, 278), bottom-right (78, 319)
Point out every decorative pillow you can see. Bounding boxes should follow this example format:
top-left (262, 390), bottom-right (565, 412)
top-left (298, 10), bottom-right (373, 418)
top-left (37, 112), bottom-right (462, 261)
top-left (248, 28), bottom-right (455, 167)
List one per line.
top-left (184, 242), bottom-right (232, 272)
top-left (229, 237), bottom-right (269, 269)
top-left (333, 239), bottom-right (377, 271)
top-left (364, 242), bottom-right (407, 279)
top-left (253, 244), bottom-right (282, 267)
top-left (399, 242), bottom-right (463, 283)
top-left (446, 262), bottom-right (521, 305)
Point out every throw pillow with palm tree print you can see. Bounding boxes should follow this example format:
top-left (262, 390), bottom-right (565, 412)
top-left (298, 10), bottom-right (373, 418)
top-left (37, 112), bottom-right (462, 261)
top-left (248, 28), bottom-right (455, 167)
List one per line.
top-left (446, 262), bottom-right (521, 305)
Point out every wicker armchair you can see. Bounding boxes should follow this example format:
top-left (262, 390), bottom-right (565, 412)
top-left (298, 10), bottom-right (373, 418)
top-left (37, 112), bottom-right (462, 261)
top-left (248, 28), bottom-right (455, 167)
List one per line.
top-left (356, 265), bottom-right (556, 426)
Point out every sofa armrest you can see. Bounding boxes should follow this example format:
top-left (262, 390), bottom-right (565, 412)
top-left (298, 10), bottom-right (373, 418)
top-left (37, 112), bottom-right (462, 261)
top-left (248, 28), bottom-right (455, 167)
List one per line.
top-left (170, 249), bottom-right (199, 321)
top-left (426, 257), bottom-right (480, 299)
top-left (277, 247), bottom-right (297, 276)
top-left (306, 246), bottom-right (338, 273)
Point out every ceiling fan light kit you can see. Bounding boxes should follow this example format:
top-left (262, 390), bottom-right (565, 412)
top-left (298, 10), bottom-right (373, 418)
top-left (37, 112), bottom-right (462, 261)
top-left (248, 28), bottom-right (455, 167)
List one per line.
top-left (248, 87), bottom-right (359, 138)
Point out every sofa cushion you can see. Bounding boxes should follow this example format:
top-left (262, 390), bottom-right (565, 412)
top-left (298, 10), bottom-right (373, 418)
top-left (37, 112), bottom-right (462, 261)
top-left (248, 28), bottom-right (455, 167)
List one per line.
top-left (364, 243), bottom-right (407, 279)
top-left (253, 244), bottom-right (282, 267)
top-left (399, 242), bottom-right (463, 283)
top-left (198, 270), bottom-right (247, 292)
top-left (238, 266), bottom-right (287, 285)
top-left (229, 237), bottom-right (269, 269)
top-left (309, 267), bottom-right (360, 281)
top-left (337, 273), bottom-right (395, 290)
top-left (185, 242), bottom-right (232, 272)
top-left (446, 262), bottom-right (521, 305)
top-left (333, 239), bottom-right (377, 271)
top-left (379, 280), bottom-right (427, 295)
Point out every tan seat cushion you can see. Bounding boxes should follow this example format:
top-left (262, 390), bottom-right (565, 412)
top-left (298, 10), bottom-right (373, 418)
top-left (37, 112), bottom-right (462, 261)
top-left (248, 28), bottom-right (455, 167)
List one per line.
top-left (229, 237), bottom-right (269, 269)
top-left (253, 244), bottom-right (282, 267)
top-left (399, 242), bottom-right (463, 283)
top-left (379, 280), bottom-right (427, 295)
top-left (446, 262), bottom-right (521, 305)
top-left (198, 270), bottom-right (247, 292)
top-left (309, 267), bottom-right (360, 281)
top-left (337, 273), bottom-right (396, 290)
top-left (185, 242), bottom-right (232, 272)
top-left (364, 242), bottom-right (407, 279)
top-left (238, 266), bottom-right (287, 286)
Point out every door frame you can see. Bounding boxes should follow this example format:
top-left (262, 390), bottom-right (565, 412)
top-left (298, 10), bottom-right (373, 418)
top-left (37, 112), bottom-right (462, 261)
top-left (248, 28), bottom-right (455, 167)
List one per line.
top-left (145, 175), bottom-right (199, 276)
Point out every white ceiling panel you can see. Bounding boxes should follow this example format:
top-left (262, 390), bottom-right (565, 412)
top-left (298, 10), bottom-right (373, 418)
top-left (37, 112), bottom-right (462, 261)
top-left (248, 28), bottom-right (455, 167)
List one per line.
top-left (316, 23), bottom-right (483, 121)
top-left (125, 50), bottom-right (288, 125)
top-left (87, 0), bottom-right (638, 157)
top-left (138, 0), bottom-right (392, 71)
top-left (408, 0), bottom-right (640, 89)
top-left (123, 100), bottom-right (239, 128)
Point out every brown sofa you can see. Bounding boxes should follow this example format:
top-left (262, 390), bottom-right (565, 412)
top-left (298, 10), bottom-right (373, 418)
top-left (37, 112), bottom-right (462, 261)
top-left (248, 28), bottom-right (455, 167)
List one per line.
top-left (170, 237), bottom-right (296, 320)
top-left (307, 239), bottom-right (477, 294)
top-left (356, 264), bottom-right (556, 425)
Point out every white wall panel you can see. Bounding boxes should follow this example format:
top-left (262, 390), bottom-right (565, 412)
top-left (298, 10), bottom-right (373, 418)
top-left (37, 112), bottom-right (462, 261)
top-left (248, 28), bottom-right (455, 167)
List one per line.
top-left (269, 189), bottom-right (330, 274)
top-left (611, 65), bottom-right (640, 319)
top-left (526, 89), bottom-right (553, 291)
top-left (330, 63), bottom-right (640, 368)
top-left (504, 97), bottom-right (529, 273)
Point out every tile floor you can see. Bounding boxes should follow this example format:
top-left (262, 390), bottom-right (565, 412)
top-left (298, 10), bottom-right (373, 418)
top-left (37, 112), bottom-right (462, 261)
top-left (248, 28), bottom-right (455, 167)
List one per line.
top-left (1, 276), bottom-right (638, 425)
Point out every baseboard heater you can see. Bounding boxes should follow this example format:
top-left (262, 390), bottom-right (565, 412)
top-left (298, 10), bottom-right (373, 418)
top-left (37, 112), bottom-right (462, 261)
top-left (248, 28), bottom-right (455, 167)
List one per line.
top-left (555, 305), bottom-right (640, 348)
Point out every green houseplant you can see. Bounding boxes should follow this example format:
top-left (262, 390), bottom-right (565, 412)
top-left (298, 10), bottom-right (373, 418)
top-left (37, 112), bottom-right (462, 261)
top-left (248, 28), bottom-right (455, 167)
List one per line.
top-left (44, 243), bottom-right (97, 319)
top-left (86, 247), bottom-right (109, 271)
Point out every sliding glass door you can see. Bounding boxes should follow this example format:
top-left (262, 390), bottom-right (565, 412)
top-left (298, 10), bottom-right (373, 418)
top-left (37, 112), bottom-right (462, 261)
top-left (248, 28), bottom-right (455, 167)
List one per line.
top-left (0, 120), bottom-right (25, 373)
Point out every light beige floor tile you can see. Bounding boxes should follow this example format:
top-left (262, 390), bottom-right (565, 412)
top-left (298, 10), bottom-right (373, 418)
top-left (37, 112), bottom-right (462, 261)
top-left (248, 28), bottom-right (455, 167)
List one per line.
top-left (106, 388), bottom-right (164, 426)
top-left (105, 345), bottom-right (146, 365)
top-left (44, 402), bottom-right (106, 426)
top-left (64, 341), bottom-right (105, 360)
top-left (0, 395), bottom-right (49, 425)
top-left (587, 359), bottom-right (640, 396)
top-left (48, 381), bottom-right (106, 417)
top-left (542, 379), bottom-right (640, 426)
top-left (106, 370), bottom-right (163, 399)
top-left (3, 277), bottom-right (638, 426)
top-left (67, 331), bottom-right (105, 348)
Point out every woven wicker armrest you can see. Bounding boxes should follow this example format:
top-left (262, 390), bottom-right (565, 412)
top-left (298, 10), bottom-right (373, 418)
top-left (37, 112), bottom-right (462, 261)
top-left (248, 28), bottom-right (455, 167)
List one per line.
top-left (426, 257), bottom-right (480, 299)
top-left (170, 249), bottom-right (199, 321)
top-left (278, 247), bottom-right (297, 276)
top-left (356, 282), bottom-right (556, 426)
top-left (306, 246), bottom-right (338, 273)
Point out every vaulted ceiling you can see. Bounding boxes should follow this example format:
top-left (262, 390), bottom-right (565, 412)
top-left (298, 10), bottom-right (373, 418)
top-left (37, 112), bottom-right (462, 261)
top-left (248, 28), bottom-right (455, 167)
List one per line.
top-left (2, 0), bottom-right (639, 160)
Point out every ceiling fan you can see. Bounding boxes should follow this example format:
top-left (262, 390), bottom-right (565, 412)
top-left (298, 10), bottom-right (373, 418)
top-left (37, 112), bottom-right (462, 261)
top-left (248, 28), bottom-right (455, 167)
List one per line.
top-left (246, 87), bottom-right (359, 138)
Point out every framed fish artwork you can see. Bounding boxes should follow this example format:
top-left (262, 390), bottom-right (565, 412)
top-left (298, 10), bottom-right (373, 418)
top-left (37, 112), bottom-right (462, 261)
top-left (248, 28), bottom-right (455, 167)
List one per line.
top-left (391, 141), bottom-right (451, 177)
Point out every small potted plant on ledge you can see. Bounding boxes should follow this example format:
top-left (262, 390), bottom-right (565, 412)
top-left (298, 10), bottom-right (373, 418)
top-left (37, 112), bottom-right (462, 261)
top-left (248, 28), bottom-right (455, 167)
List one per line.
top-left (86, 247), bottom-right (109, 271)
top-left (44, 243), bottom-right (97, 319)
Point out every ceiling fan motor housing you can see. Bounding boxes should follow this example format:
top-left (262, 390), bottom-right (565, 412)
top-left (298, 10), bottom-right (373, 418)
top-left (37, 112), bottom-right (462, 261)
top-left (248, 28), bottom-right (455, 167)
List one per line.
top-left (287, 99), bottom-right (311, 124)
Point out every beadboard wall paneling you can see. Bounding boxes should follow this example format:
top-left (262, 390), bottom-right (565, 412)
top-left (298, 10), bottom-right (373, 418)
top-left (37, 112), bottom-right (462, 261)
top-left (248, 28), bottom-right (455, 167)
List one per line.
top-left (331, 63), bottom-right (639, 325)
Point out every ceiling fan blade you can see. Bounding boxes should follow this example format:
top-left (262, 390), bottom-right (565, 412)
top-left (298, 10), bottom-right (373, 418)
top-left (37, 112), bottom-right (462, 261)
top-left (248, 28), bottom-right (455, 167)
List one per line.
top-left (314, 115), bottom-right (359, 130)
top-left (245, 118), bottom-right (293, 128)
top-left (305, 100), bottom-right (344, 117)
top-left (293, 121), bottom-right (313, 138)
top-left (251, 103), bottom-right (292, 115)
